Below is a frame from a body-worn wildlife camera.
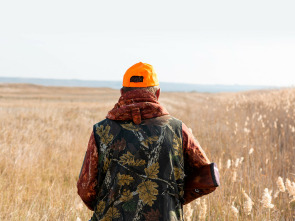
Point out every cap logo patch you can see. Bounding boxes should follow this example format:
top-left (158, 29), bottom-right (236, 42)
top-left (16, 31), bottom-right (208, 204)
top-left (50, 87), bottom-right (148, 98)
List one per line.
top-left (130, 76), bottom-right (144, 83)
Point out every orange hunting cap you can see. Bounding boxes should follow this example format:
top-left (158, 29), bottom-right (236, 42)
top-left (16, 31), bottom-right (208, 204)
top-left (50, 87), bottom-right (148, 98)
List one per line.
top-left (123, 62), bottom-right (159, 87)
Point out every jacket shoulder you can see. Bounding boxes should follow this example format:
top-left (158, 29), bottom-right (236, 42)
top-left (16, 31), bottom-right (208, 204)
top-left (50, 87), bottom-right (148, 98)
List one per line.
top-left (169, 116), bottom-right (182, 124)
top-left (168, 116), bottom-right (183, 129)
top-left (93, 118), bottom-right (112, 128)
top-left (92, 119), bottom-right (122, 142)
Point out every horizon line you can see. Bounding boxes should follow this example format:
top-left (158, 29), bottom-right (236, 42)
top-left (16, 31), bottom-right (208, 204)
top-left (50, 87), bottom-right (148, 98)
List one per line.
top-left (0, 76), bottom-right (288, 88)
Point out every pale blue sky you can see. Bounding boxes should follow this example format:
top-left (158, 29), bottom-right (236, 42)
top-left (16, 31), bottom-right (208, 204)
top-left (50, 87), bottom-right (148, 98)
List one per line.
top-left (0, 0), bottom-right (295, 86)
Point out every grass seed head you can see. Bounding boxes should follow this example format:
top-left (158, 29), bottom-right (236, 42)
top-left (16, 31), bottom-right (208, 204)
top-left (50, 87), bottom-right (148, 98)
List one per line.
top-left (261, 188), bottom-right (274, 209)
top-left (276, 176), bottom-right (285, 192)
top-left (242, 190), bottom-right (253, 215)
top-left (230, 203), bottom-right (239, 218)
top-left (232, 170), bottom-right (237, 182)
top-left (285, 179), bottom-right (295, 197)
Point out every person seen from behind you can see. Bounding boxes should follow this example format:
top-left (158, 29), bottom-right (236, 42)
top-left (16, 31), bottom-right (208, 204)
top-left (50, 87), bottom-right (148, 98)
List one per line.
top-left (77, 62), bottom-right (219, 220)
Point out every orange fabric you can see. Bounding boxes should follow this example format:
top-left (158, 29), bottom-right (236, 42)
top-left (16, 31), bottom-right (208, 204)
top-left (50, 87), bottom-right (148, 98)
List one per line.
top-left (123, 62), bottom-right (159, 87)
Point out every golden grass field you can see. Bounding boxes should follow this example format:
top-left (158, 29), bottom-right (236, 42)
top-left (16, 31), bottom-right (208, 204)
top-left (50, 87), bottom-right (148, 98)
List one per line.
top-left (0, 83), bottom-right (295, 220)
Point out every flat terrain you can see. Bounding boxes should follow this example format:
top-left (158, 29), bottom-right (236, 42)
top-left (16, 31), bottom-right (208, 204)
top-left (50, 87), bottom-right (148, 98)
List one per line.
top-left (0, 84), bottom-right (295, 220)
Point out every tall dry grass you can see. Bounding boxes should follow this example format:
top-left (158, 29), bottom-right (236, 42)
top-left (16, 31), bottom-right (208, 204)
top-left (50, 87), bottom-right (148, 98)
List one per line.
top-left (0, 84), bottom-right (294, 220)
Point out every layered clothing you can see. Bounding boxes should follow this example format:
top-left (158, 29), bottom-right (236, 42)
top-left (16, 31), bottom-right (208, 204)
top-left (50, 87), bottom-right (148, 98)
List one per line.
top-left (77, 90), bottom-right (211, 220)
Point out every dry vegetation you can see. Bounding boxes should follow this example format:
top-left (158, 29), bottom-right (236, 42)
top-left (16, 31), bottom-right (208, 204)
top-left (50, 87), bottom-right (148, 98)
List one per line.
top-left (0, 83), bottom-right (295, 220)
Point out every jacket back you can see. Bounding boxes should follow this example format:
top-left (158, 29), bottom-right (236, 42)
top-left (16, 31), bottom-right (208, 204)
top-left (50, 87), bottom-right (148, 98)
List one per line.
top-left (92, 115), bottom-right (184, 221)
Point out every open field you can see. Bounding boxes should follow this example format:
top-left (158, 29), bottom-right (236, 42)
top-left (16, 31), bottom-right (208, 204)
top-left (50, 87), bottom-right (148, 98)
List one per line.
top-left (0, 84), bottom-right (295, 220)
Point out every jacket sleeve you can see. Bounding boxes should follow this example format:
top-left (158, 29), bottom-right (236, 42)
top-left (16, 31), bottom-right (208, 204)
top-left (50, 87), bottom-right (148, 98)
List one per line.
top-left (77, 131), bottom-right (99, 211)
top-left (182, 123), bottom-right (210, 169)
top-left (182, 123), bottom-right (217, 203)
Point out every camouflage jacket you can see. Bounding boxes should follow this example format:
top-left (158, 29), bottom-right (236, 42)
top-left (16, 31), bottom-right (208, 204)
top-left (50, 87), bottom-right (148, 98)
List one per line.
top-left (77, 90), bottom-right (211, 221)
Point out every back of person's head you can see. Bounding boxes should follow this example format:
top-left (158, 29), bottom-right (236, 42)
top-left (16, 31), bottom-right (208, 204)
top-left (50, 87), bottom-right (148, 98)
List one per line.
top-left (121, 62), bottom-right (160, 95)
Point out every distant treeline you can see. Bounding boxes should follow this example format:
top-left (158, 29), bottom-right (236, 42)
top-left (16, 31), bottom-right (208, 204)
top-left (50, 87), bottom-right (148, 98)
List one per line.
top-left (0, 77), bottom-right (277, 93)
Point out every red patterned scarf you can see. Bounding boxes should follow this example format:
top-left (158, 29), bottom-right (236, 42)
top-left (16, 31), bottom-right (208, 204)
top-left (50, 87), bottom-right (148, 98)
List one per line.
top-left (106, 89), bottom-right (169, 125)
